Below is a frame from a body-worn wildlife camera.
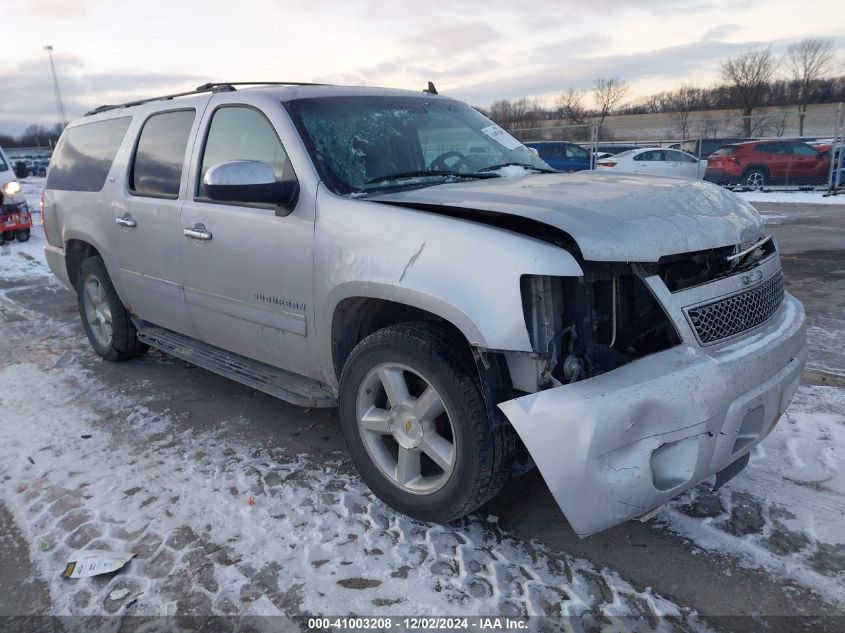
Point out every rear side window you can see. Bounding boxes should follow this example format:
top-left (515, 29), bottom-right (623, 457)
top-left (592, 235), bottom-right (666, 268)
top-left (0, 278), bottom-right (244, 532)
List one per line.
top-left (713, 146), bottom-right (738, 156)
top-left (790, 142), bottom-right (818, 155)
top-left (46, 117), bottom-right (132, 191)
top-left (667, 150), bottom-right (697, 163)
top-left (130, 109), bottom-right (195, 198)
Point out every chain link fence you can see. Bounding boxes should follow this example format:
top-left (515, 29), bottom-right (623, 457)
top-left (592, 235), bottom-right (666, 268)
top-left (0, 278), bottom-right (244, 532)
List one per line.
top-left (508, 104), bottom-right (845, 193)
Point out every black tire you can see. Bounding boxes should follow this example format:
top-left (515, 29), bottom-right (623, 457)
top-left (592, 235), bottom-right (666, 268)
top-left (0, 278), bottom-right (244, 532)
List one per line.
top-left (2, 231), bottom-right (14, 242)
top-left (339, 321), bottom-right (513, 523)
top-left (0, 233), bottom-right (5, 246)
top-left (17, 229), bottom-right (30, 242)
top-left (741, 167), bottom-right (768, 191)
top-left (77, 256), bottom-right (148, 361)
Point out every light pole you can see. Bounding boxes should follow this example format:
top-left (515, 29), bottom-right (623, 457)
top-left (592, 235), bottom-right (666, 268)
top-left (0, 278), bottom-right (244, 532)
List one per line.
top-left (43, 45), bottom-right (67, 128)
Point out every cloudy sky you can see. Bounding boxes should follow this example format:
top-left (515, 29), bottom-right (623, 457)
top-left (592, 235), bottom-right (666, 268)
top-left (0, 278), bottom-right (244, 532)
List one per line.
top-left (2, 0), bottom-right (843, 135)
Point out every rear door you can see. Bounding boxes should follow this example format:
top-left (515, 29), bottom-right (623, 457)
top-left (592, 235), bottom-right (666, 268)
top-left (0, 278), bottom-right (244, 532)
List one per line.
top-left (179, 98), bottom-right (320, 379)
top-left (788, 142), bottom-right (827, 185)
top-left (115, 106), bottom-right (206, 337)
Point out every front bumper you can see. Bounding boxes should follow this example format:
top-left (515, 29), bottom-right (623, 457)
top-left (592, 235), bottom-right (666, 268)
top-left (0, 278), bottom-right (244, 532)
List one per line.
top-left (499, 292), bottom-right (806, 537)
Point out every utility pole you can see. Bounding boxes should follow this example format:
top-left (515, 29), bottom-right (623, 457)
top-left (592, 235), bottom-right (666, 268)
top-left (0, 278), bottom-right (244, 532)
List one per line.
top-left (43, 45), bottom-right (67, 127)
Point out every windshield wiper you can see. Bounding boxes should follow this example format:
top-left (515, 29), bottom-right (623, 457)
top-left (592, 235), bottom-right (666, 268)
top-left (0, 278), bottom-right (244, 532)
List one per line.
top-left (478, 162), bottom-right (556, 174)
top-left (366, 170), bottom-right (499, 185)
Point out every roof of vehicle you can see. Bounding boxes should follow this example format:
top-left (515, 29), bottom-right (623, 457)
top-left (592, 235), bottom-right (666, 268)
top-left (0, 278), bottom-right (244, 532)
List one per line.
top-left (84, 81), bottom-right (449, 118)
top-left (525, 140), bottom-right (581, 145)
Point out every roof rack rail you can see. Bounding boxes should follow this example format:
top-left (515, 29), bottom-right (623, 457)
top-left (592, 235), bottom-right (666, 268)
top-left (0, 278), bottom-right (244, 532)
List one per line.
top-left (85, 81), bottom-right (329, 117)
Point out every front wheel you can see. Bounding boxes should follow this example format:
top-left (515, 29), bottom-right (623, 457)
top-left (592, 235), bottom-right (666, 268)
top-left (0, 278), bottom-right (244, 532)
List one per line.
top-left (17, 229), bottom-right (30, 242)
top-left (77, 256), bottom-right (148, 361)
top-left (339, 322), bottom-right (513, 523)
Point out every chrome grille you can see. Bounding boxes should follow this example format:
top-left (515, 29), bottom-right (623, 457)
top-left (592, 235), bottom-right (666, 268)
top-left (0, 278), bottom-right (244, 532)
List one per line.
top-left (685, 271), bottom-right (785, 345)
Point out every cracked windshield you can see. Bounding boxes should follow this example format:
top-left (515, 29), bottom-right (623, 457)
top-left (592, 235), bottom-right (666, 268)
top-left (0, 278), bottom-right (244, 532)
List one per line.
top-left (286, 96), bottom-right (551, 193)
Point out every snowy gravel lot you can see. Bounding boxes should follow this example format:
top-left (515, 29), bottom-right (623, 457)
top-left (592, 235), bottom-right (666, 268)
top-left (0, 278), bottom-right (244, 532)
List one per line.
top-left (1, 178), bottom-right (843, 631)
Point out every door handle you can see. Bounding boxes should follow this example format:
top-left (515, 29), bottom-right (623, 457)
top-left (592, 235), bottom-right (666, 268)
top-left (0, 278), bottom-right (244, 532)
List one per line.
top-left (184, 226), bottom-right (212, 241)
top-left (115, 215), bottom-right (136, 228)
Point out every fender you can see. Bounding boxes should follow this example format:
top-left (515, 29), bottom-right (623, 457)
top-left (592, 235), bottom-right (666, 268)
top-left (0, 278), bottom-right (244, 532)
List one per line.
top-left (314, 186), bottom-right (583, 385)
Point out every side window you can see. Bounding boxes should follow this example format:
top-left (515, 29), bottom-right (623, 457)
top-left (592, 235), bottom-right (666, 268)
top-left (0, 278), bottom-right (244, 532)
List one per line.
top-left (198, 106), bottom-right (288, 199)
top-left (45, 117), bottom-right (132, 192)
top-left (130, 109), bottom-right (195, 197)
top-left (790, 143), bottom-right (818, 156)
top-left (566, 145), bottom-right (588, 159)
top-left (636, 150), bottom-right (663, 161)
top-left (668, 150), bottom-right (697, 163)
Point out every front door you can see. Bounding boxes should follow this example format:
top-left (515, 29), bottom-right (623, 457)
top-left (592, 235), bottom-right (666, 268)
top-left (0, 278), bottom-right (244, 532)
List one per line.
top-left (179, 102), bottom-right (319, 380)
top-left (115, 107), bottom-right (203, 337)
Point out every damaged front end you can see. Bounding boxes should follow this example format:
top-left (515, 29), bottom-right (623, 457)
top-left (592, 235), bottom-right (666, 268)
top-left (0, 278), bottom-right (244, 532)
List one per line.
top-left (498, 244), bottom-right (806, 537)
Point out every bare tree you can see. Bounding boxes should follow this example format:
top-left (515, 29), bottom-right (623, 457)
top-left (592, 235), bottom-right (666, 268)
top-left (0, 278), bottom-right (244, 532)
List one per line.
top-left (555, 88), bottom-right (588, 125)
top-left (593, 78), bottom-right (628, 132)
top-left (697, 115), bottom-right (720, 139)
top-left (488, 98), bottom-right (543, 140)
top-left (721, 48), bottom-right (775, 136)
top-left (785, 38), bottom-right (834, 135)
top-left (668, 86), bottom-right (699, 140)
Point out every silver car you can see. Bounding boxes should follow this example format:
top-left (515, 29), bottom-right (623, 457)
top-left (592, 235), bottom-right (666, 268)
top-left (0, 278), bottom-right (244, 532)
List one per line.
top-left (43, 82), bottom-right (806, 536)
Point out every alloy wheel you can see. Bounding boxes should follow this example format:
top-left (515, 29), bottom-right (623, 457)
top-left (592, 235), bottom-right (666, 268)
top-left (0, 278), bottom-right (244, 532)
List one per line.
top-left (356, 362), bottom-right (456, 494)
top-left (82, 274), bottom-right (113, 347)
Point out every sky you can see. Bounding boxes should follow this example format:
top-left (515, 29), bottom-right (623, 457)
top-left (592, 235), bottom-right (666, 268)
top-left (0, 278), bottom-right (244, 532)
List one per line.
top-left (1, 0), bottom-right (844, 136)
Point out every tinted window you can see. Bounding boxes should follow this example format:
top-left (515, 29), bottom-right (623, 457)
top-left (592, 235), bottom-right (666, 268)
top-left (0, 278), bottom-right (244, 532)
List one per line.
top-left (130, 110), bottom-right (195, 197)
top-left (634, 150), bottom-right (664, 161)
top-left (0, 151), bottom-right (8, 172)
top-left (713, 146), bottom-right (739, 156)
top-left (666, 150), bottom-right (697, 163)
top-left (46, 117), bottom-right (132, 191)
top-left (198, 106), bottom-right (288, 199)
top-left (566, 145), bottom-right (588, 159)
top-left (790, 142), bottom-right (818, 155)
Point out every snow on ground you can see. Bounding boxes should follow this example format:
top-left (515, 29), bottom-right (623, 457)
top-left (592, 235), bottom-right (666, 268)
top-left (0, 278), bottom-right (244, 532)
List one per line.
top-left (659, 384), bottom-right (845, 606)
top-left (1, 214), bottom-right (705, 625)
top-left (3, 174), bottom-right (844, 621)
top-left (736, 189), bottom-right (845, 206)
top-left (0, 256), bottom-right (704, 628)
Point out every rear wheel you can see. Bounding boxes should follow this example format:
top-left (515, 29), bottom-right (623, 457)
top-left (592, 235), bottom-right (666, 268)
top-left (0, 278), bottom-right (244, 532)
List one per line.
top-left (339, 322), bottom-right (513, 523)
top-left (77, 256), bottom-right (148, 361)
top-left (17, 229), bottom-right (30, 242)
top-left (742, 168), bottom-right (767, 191)
top-left (3, 231), bottom-right (14, 242)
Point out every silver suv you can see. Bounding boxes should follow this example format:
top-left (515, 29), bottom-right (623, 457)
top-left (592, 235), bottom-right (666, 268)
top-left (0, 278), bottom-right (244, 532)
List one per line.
top-left (44, 82), bottom-right (806, 536)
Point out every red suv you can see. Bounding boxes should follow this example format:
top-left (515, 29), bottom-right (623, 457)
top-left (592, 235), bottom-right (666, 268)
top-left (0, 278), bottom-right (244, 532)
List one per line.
top-left (705, 140), bottom-right (830, 189)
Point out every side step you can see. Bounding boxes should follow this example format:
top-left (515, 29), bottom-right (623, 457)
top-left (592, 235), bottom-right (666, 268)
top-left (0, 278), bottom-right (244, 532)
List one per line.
top-left (136, 324), bottom-right (337, 408)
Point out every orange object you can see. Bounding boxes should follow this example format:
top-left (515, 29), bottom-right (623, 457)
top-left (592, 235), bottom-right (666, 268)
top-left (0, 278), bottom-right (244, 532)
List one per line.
top-left (247, 496), bottom-right (256, 506)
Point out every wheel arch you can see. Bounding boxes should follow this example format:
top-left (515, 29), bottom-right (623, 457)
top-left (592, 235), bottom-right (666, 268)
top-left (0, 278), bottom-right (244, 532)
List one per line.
top-left (65, 238), bottom-right (102, 292)
top-left (329, 292), bottom-right (481, 384)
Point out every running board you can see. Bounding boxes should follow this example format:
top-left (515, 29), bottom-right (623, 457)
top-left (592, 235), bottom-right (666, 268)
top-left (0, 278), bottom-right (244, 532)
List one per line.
top-left (135, 324), bottom-right (337, 408)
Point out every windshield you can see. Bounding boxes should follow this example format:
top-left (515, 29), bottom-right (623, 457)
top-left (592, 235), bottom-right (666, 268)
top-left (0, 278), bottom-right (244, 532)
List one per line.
top-left (0, 152), bottom-right (8, 172)
top-left (284, 96), bottom-right (551, 194)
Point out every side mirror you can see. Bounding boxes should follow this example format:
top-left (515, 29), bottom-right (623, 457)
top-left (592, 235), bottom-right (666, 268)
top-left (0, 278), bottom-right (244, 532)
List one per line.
top-left (203, 160), bottom-right (299, 216)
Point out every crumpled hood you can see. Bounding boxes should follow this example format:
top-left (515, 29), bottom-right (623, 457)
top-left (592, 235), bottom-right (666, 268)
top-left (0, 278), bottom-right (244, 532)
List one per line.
top-left (371, 171), bottom-right (764, 262)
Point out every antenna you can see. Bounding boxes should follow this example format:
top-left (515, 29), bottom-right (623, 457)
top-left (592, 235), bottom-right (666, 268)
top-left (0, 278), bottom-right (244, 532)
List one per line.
top-left (43, 45), bottom-right (67, 127)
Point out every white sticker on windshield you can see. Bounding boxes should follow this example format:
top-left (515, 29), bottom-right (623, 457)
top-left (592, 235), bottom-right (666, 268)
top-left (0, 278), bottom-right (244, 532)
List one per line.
top-left (481, 124), bottom-right (523, 151)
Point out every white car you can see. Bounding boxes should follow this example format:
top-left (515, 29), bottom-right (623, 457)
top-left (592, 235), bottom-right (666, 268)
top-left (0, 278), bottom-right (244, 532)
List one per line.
top-left (597, 147), bottom-right (703, 179)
